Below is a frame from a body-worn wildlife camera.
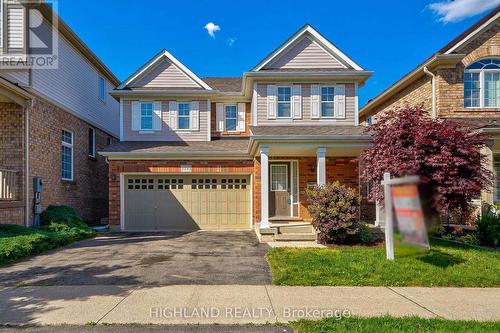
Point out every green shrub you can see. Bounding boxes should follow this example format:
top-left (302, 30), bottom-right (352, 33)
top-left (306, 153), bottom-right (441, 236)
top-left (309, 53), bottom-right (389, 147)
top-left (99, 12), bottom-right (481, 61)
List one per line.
top-left (306, 182), bottom-right (361, 245)
top-left (0, 206), bottom-right (95, 265)
top-left (359, 224), bottom-right (375, 244)
top-left (477, 206), bottom-right (500, 248)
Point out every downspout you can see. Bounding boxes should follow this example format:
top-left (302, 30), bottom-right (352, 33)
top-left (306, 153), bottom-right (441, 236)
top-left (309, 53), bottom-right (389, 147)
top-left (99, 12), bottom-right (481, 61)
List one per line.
top-left (423, 66), bottom-right (437, 119)
top-left (24, 103), bottom-right (30, 227)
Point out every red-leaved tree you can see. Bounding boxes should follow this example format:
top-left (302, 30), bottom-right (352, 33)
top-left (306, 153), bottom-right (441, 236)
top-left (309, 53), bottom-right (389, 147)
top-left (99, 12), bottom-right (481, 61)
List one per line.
top-left (360, 106), bottom-right (492, 217)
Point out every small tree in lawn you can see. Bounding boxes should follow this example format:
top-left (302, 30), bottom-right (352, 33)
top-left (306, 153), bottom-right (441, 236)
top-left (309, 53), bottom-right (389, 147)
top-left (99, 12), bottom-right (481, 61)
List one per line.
top-left (360, 106), bottom-right (492, 219)
top-left (306, 182), bottom-right (361, 244)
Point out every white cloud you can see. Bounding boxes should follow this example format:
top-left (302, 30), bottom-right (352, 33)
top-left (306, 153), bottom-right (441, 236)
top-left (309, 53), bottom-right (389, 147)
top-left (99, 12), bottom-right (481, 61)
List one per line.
top-left (204, 22), bottom-right (220, 37)
top-left (227, 37), bottom-right (237, 46)
top-left (429, 0), bottom-right (500, 23)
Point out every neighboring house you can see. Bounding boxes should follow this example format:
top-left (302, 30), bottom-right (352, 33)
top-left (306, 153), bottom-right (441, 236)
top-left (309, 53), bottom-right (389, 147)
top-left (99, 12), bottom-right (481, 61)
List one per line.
top-left (0, 2), bottom-right (120, 226)
top-left (101, 24), bottom-right (372, 240)
top-left (360, 7), bottom-right (500, 220)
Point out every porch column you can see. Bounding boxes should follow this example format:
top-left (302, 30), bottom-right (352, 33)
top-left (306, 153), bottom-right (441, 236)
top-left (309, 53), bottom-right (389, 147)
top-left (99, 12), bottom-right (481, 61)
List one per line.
top-left (260, 146), bottom-right (270, 229)
top-left (317, 147), bottom-right (326, 186)
top-left (481, 140), bottom-right (494, 206)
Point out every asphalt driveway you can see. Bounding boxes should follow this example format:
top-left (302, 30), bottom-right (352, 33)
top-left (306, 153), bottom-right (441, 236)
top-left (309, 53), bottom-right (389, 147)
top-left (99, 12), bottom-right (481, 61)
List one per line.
top-left (0, 231), bottom-right (272, 286)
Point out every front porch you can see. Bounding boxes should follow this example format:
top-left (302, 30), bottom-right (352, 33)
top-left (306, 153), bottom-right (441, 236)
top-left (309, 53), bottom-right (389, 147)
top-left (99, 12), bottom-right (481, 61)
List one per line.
top-left (253, 141), bottom-right (369, 242)
top-left (0, 81), bottom-right (31, 226)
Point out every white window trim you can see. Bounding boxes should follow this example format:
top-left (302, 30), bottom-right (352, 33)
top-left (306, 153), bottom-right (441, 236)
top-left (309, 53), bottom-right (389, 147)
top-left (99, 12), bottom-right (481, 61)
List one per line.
top-left (98, 76), bottom-right (106, 102)
top-left (320, 85), bottom-right (336, 118)
top-left (140, 101), bottom-right (154, 131)
top-left (0, 0), bottom-right (3, 49)
top-left (177, 102), bottom-right (191, 131)
top-left (61, 129), bottom-right (74, 181)
top-left (88, 127), bottom-right (96, 158)
top-left (224, 104), bottom-right (238, 132)
top-left (277, 86), bottom-right (292, 119)
top-left (464, 68), bottom-right (500, 109)
top-left (270, 164), bottom-right (289, 192)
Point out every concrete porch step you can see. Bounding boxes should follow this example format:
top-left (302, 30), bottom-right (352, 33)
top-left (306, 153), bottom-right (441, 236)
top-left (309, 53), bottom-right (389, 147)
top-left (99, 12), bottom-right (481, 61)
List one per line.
top-left (275, 233), bottom-right (317, 241)
top-left (276, 224), bottom-right (315, 234)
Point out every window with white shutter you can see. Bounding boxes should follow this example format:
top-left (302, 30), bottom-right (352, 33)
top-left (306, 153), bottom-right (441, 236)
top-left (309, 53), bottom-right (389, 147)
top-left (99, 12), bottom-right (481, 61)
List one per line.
top-left (267, 85), bottom-right (277, 119)
top-left (335, 84), bottom-right (346, 119)
top-left (237, 103), bottom-right (246, 132)
top-left (178, 103), bottom-right (190, 130)
top-left (225, 104), bottom-right (237, 131)
top-left (190, 101), bottom-right (199, 131)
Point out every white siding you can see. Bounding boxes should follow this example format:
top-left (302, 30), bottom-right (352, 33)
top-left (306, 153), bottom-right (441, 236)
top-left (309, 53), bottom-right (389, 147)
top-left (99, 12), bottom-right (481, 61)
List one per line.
top-left (129, 59), bottom-right (201, 89)
top-left (264, 36), bottom-right (346, 69)
top-left (30, 14), bottom-right (119, 136)
top-left (255, 83), bottom-right (356, 126)
top-left (123, 100), bottom-right (209, 142)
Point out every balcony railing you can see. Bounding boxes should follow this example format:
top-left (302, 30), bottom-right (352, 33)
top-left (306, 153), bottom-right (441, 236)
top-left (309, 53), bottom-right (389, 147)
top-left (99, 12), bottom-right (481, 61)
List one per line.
top-left (0, 168), bottom-right (19, 200)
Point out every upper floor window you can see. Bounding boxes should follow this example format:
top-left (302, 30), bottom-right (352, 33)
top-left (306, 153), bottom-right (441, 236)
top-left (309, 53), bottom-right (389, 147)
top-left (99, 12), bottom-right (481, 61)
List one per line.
top-left (465, 58), bottom-right (500, 108)
top-left (140, 102), bottom-right (153, 130)
top-left (99, 76), bottom-right (106, 101)
top-left (178, 103), bottom-right (190, 129)
top-left (277, 86), bottom-right (291, 118)
top-left (61, 130), bottom-right (73, 181)
top-left (321, 86), bottom-right (335, 117)
top-left (225, 105), bottom-right (237, 131)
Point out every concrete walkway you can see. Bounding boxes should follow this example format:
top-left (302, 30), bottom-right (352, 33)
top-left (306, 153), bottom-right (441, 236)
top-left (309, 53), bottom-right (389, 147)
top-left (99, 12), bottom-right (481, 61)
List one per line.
top-left (0, 286), bottom-right (498, 325)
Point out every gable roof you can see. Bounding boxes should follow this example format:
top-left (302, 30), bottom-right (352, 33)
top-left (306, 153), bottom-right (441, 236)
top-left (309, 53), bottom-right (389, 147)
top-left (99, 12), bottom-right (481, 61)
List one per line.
top-left (252, 24), bottom-right (364, 71)
top-left (360, 6), bottom-right (500, 116)
top-left (117, 49), bottom-right (212, 90)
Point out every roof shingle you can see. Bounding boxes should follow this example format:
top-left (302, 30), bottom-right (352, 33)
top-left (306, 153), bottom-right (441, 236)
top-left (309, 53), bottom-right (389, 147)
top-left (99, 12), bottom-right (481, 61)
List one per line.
top-left (202, 77), bottom-right (242, 92)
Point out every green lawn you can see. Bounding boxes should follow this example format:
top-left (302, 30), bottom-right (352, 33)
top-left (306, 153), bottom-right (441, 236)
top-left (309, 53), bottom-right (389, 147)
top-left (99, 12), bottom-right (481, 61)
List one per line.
top-left (0, 224), bottom-right (94, 265)
top-left (290, 316), bottom-right (500, 333)
top-left (266, 239), bottom-right (500, 287)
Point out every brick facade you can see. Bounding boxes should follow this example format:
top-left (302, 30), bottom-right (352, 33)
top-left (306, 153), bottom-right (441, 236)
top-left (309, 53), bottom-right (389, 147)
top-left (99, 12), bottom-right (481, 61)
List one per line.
top-left (107, 160), bottom-right (255, 226)
top-left (0, 97), bottom-right (114, 225)
top-left (108, 156), bottom-right (362, 228)
top-left (361, 23), bottom-right (500, 124)
top-left (0, 102), bottom-right (25, 225)
top-left (437, 24), bottom-right (500, 117)
top-left (210, 102), bottom-right (251, 137)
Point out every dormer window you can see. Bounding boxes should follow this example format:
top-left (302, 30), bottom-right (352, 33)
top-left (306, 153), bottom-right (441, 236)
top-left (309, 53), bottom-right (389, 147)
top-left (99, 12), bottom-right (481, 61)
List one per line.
top-left (465, 58), bottom-right (500, 108)
top-left (277, 86), bottom-right (292, 118)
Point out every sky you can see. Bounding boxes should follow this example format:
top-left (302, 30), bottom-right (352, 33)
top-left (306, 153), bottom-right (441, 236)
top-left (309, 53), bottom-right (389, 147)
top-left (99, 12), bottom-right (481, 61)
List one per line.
top-left (58, 0), bottom-right (500, 106)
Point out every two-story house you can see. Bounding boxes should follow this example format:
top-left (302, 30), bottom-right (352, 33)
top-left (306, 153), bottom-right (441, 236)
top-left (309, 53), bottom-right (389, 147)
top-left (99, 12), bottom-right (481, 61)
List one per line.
top-left (101, 25), bottom-right (372, 241)
top-left (359, 7), bottom-right (500, 220)
top-left (0, 2), bottom-right (119, 226)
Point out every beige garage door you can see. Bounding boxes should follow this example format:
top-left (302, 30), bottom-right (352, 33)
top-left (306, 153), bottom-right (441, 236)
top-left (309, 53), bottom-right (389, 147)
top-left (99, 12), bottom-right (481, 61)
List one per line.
top-left (124, 175), bottom-right (250, 231)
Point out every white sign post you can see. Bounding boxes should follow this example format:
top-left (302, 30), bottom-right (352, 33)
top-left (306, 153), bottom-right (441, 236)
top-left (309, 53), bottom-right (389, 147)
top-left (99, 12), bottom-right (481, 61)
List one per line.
top-left (383, 173), bottom-right (395, 260)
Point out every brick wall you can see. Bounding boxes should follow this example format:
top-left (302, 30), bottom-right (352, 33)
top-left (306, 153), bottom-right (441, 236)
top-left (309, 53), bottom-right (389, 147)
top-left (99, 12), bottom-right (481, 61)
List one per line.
top-left (0, 102), bottom-right (25, 225)
top-left (361, 23), bottom-right (500, 124)
top-left (27, 97), bottom-right (112, 223)
top-left (253, 156), bottom-right (361, 223)
top-left (360, 75), bottom-right (432, 125)
top-left (108, 160), bottom-right (255, 226)
top-left (438, 24), bottom-right (500, 117)
top-left (0, 97), bottom-right (114, 225)
top-left (210, 102), bottom-right (251, 137)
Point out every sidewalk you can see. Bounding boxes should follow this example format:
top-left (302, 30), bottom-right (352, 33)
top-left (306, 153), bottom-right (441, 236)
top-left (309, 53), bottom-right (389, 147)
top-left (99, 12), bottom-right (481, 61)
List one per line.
top-left (0, 285), bottom-right (499, 325)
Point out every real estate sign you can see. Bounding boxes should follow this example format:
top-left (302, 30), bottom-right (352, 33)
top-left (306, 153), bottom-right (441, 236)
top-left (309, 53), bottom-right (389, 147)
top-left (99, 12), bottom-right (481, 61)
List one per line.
top-left (391, 184), bottom-right (429, 249)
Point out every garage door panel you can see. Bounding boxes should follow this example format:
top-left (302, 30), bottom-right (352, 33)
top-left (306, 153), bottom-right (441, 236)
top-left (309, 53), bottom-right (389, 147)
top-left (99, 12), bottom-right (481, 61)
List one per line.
top-left (124, 175), bottom-right (250, 231)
